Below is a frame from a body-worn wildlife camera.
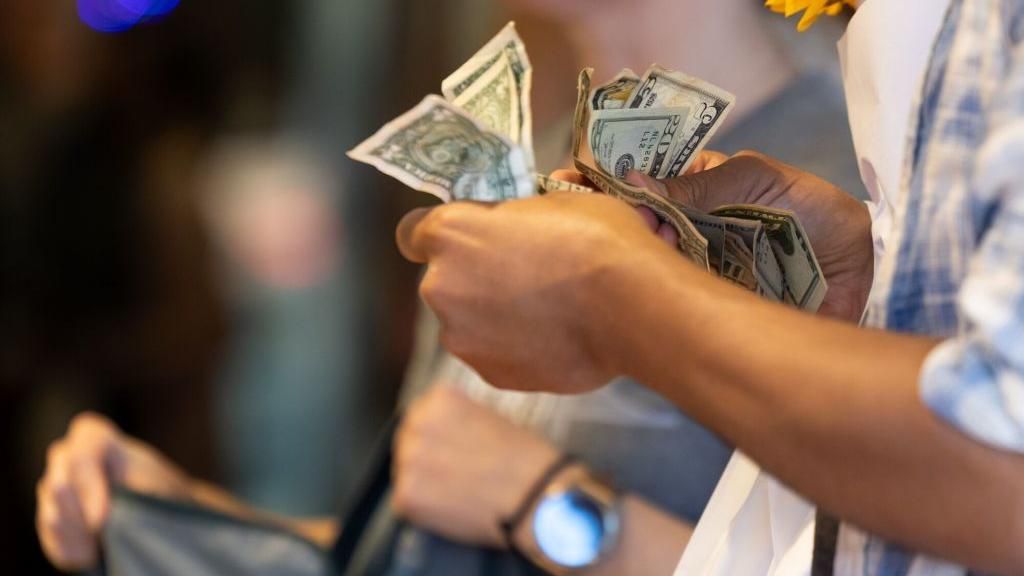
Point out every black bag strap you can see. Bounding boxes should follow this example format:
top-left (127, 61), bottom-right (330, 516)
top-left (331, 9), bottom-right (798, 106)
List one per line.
top-left (329, 414), bottom-right (401, 573)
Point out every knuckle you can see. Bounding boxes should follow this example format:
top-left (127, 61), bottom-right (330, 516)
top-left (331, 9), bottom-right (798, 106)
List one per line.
top-left (395, 426), bottom-right (432, 470)
top-left (402, 403), bottom-right (423, 431)
top-left (393, 429), bottom-right (415, 464)
top-left (438, 330), bottom-right (468, 358)
top-left (735, 149), bottom-right (768, 162)
top-left (397, 452), bottom-right (420, 478)
top-left (401, 433), bottom-right (427, 466)
top-left (50, 476), bottom-right (71, 495)
top-left (418, 273), bottom-right (441, 305)
top-left (429, 205), bottom-right (458, 227)
top-left (69, 412), bottom-right (116, 443)
top-left (734, 150), bottom-right (776, 173)
top-left (41, 514), bottom-right (64, 536)
top-left (46, 441), bottom-right (66, 467)
top-left (45, 443), bottom-right (59, 464)
top-left (69, 411), bottom-right (104, 433)
top-left (390, 476), bottom-right (418, 516)
top-left (417, 270), bottom-right (453, 314)
top-left (404, 397), bottom-right (431, 431)
top-left (64, 451), bottom-right (88, 476)
top-left (424, 204), bottom-right (467, 236)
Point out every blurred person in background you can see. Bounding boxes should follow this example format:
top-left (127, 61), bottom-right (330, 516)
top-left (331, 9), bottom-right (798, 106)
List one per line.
top-left (36, 1), bottom-right (863, 576)
top-left (209, 0), bottom-right (418, 516)
top-left (0, 0), bottom-right (399, 569)
top-left (0, 1), bottom-right (240, 571)
top-left (200, 136), bottom-right (355, 516)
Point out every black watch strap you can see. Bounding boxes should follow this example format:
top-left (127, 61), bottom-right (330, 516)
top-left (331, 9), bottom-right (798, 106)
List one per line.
top-left (499, 453), bottom-right (577, 551)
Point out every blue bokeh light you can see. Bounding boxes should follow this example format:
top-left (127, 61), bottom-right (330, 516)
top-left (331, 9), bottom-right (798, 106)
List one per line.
top-left (78, 0), bottom-right (181, 33)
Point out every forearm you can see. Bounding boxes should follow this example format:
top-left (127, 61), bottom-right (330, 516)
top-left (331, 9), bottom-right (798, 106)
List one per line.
top-left (583, 495), bottom-right (692, 576)
top-left (189, 480), bottom-right (338, 547)
top-left (603, 257), bottom-right (1024, 572)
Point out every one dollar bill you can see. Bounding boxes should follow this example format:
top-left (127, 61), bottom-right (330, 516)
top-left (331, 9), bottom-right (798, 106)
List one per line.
top-left (346, 95), bottom-right (533, 202)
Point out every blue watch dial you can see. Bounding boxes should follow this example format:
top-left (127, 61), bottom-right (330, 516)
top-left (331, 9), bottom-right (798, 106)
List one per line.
top-left (532, 490), bottom-right (605, 568)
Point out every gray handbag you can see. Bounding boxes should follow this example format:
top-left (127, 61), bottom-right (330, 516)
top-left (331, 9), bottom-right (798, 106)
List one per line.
top-left (98, 417), bottom-right (547, 576)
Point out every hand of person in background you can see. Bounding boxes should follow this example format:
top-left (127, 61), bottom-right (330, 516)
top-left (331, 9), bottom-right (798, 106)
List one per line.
top-left (35, 413), bottom-right (193, 572)
top-left (393, 386), bottom-right (697, 575)
top-left (36, 413), bottom-right (340, 572)
top-left (392, 386), bottom-right (564, 547)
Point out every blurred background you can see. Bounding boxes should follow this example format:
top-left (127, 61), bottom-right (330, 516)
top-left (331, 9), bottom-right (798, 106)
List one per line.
top-left (0, 1), bottom-right (851, 573)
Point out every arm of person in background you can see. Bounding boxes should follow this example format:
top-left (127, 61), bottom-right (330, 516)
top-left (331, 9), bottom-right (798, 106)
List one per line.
top-left (35, 413), bottom-right (338, 573)
top-left (394, 152), bottom-right (1024, 574)
top-left (38, 394), bottom-right (690, 576)
top-left (391, 385), bottom-right (692, 576)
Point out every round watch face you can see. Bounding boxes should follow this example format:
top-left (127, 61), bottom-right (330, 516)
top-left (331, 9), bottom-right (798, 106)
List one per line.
top-left (532, 490), bottom-right (606, 568)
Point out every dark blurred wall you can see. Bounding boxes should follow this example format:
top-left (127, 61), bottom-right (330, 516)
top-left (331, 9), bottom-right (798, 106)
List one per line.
top-left (0, 1), bottom-right (290, 572)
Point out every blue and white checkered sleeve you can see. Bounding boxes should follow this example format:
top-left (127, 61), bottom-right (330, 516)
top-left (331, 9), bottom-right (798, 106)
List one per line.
top-left (919, 34), bottom-right (1024, 452)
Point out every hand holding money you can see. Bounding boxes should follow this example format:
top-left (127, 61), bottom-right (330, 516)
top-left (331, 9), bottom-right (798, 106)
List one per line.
top-left (349, 22), bottom-right (832, 312)
top-left (395, 187), bottom-right (687, 394)
top-left (626, 153), bottom-right (875, 322)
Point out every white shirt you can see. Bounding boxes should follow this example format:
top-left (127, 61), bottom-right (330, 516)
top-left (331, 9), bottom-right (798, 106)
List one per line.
top-left (673, 1), bottom-right (951, 574)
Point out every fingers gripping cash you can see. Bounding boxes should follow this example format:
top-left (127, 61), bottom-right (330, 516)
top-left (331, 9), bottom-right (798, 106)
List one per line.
top-left (348, 22), bottom-right (827, 312)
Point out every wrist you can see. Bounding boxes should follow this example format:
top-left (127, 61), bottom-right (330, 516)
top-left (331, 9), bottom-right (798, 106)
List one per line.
top-left (496, 441), bottom-right (562, 526)
top-left (588, 241), bottom-right (710, 382)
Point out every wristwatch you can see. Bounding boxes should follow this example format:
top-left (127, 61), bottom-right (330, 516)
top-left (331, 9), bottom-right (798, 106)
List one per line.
top-left (525, 471), bottom-right (622, 573)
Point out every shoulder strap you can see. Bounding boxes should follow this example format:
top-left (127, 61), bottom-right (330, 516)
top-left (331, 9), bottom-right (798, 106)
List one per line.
top-left (329, 414), bottom-right (400, 573)
top-left (811, 510), bottom-right (838, 576)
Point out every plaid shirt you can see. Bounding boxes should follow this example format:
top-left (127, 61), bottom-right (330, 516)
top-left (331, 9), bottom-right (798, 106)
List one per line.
top-left (833, 0), bottom-right (1024, 573)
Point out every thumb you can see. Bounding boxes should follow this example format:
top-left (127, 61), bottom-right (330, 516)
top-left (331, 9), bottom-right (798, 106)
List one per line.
top-left (67, 414), bottom-right (121, 532)
top-left (396, 203), bottom-right (494, 264)
top-left (396, 207), bottom-right (437, 263)
top-left (627, 154), bottom-right (769, 211)
top-left (624, 171), bottom-right (669, 197)
top-left (626, 168), bottom-right (712, 208)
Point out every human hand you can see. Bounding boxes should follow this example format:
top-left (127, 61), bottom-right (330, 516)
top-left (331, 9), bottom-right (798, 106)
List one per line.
top-left (565, 150), bottom-right (874, 322)
top-left (392, 386), bottom-right (563, 547)
top-left (397, 190), bottom-right (679, 394)
top-left (36, 413), bottom-right (193, 572)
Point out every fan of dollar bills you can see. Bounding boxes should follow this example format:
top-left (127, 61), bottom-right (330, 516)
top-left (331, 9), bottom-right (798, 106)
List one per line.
top-left (348, 22), bottom-right (827, 311)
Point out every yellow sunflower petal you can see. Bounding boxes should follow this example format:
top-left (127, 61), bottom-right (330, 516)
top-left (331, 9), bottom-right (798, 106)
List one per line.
top-left (795, 0), bottom-right (827, 31)
top-left (768, 0), bottom-right (855, 31)
top-left (785, 0), bottom-right (812, 17)
top-left (796, 11), bottom-right (821, 31)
